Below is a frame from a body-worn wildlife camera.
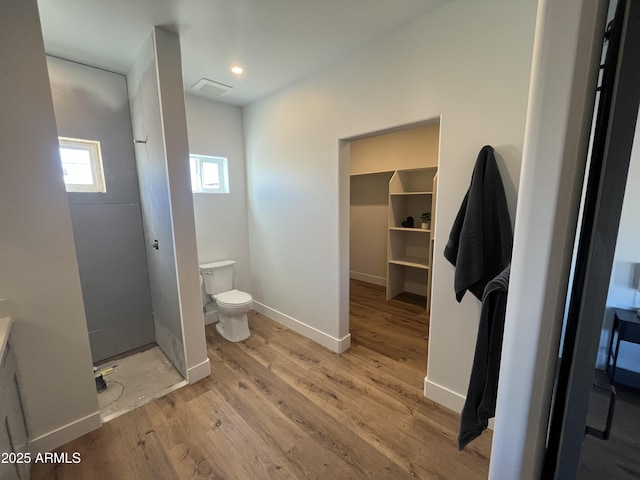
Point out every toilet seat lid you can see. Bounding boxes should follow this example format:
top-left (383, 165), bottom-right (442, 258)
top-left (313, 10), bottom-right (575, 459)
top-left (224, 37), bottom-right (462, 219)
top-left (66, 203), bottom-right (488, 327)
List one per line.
top-left (215, 289), bottom-right (252, 305)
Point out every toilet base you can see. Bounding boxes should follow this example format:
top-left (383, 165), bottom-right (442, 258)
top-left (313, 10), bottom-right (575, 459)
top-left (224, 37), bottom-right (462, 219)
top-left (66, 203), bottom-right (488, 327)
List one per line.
top-left (215, 311), bottom-right (250, 342)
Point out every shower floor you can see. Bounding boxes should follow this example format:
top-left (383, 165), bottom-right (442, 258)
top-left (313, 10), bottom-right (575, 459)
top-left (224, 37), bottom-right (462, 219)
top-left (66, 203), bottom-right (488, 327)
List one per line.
top-left (95, 345), bottom-right (186, 422)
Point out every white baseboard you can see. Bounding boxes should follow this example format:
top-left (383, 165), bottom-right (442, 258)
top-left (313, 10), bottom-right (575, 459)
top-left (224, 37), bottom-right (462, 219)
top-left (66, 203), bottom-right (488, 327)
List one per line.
top-left (29, 410), bottom-right (102, 453)
top-left (349, 271), bottom-right (386, 287)
top-left (187, 357), bottom-right (211, 384)
top-left (424, 377), bottom-right (494, 430)
top-left (253, 301), bottom-right (351, 353)
top-left (424, 376), bottom-right (465, 413)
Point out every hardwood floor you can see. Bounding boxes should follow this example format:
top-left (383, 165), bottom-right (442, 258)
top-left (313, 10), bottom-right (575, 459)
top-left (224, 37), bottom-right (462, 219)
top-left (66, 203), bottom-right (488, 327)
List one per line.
top-left (32, 280), bottom-right (491, 479)
top-left (578, 371), bottom-right (640, 479)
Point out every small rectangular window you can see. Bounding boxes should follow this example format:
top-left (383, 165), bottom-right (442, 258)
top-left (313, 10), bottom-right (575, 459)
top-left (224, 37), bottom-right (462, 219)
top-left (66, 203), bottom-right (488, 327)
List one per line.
top-left (58, 137), bottom-right (106, 193)
top-left (190, 155), bottom-right (229, 194)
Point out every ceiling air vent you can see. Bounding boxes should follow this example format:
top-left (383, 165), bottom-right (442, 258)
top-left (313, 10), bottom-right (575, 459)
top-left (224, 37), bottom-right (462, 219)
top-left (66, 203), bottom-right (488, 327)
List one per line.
top-left (191, 78), bottom-right (233, 98)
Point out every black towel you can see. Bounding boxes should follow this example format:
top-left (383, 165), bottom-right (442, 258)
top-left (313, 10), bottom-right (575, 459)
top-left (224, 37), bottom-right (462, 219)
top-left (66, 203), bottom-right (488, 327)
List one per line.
top-left (458, 264), bottom-right (510, 450)
top-left (444, 146), bottom-right (513, 302)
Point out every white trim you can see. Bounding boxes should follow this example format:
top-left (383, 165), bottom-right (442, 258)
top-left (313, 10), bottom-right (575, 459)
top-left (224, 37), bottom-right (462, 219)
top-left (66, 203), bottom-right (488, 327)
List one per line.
top-left (253, 301), bottom-right (351, 353)
top-left (187, 357), bottom-right (211, 384)
top-left (424, 376), bottom-right (495, 431)
top-left (349, 271), bottom-right (386, 287)
top-left (424, 376), bottom-right (465, 413)
top-left (29, 411), bottom-right (101, 453)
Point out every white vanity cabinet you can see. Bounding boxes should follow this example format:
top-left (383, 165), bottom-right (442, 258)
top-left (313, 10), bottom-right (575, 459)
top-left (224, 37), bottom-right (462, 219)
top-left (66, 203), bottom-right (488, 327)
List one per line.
top-left (0, 317), bottom-right (29, 480)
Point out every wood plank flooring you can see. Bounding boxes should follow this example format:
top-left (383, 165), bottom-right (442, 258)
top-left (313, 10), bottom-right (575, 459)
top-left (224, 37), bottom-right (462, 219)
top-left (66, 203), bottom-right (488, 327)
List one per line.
top-left (32, 280), bottom-right (491, 479)
top-left (578, 371), bottom-right (640, 479)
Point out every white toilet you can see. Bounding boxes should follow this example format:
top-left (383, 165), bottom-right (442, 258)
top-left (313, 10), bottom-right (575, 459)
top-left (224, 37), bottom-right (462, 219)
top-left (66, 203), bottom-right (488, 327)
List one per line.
top-left (199, 260), bottom-right (252, 342)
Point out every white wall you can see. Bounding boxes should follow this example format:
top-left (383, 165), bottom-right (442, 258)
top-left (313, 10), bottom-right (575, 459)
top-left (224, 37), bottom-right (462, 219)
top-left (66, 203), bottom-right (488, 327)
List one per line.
top-left (243, 0), bottom-right (537, 395)
top-left (185, 94), bottom-right (251, 293)
top-left (599, 112), bottom-right (640, 373)
top-left (0, 0), bottom-right (100, 451)
top-left (350, 173), bottom-right (392, 286)
top-left (349, 122), bottom-right (440, 174)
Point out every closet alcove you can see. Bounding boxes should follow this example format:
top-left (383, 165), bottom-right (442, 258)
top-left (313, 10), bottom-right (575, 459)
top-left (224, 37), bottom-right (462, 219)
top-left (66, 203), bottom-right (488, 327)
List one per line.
top-left (349, 119), bottom-right (440, 311)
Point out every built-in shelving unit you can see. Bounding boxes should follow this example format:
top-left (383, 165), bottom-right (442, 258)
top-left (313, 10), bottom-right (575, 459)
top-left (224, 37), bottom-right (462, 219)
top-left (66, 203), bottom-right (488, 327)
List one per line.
top-left (386, 168), bottom-right (438, 310)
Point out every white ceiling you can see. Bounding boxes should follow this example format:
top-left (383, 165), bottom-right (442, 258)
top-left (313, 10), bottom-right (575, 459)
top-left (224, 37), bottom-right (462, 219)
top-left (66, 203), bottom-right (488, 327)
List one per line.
top-left (37, 0), bottom-right (448, 106)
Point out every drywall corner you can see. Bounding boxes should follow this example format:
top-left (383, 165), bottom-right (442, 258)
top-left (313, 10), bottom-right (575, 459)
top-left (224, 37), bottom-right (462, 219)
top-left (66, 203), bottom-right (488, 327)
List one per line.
top-left (153, 26), bottom-right (210, 383)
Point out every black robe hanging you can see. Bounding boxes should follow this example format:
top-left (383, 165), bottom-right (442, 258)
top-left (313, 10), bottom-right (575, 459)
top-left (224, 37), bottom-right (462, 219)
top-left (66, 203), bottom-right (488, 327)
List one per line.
top-left (444, 145), bottom-right (513, 302)
top-left (458, 265), bottom-right (510, 449)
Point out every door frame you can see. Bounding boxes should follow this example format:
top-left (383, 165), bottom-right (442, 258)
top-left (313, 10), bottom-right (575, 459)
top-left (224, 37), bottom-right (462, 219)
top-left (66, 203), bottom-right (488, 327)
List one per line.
top-left (543, 0), bottom-right (640, 476)
top-left (489, 1), bottom-right (609, 478)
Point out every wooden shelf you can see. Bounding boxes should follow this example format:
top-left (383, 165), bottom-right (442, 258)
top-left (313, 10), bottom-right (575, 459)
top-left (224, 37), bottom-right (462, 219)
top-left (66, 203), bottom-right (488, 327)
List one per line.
top-left (389, 257), bottom-right (429, 270)
top-left (390, 191), bottom-right (433, 196)
top-left (389, 227), bottom-right (431, 233)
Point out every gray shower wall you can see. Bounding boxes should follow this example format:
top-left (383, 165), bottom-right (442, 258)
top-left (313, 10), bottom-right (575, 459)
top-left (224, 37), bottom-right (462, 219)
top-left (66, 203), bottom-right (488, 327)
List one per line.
top-left (47, 56), bottom-right (155, 362)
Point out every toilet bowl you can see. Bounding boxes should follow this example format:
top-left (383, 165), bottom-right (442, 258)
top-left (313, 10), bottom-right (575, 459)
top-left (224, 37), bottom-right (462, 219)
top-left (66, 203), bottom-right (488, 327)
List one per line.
top-left (214, 289), bottom-right (252, 342)
top-left (199, 260), bottom-right (253, 342)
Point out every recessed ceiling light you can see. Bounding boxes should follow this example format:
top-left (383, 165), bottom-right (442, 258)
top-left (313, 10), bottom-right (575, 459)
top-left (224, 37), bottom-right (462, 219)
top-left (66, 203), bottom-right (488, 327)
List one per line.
top-left (231, 66), bottom-right (244, 75)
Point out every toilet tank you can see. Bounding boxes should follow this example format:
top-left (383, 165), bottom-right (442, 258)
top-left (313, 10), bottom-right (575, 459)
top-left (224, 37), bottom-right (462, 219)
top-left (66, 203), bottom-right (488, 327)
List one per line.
top-left (199, 260), bottom-right (235, 295)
